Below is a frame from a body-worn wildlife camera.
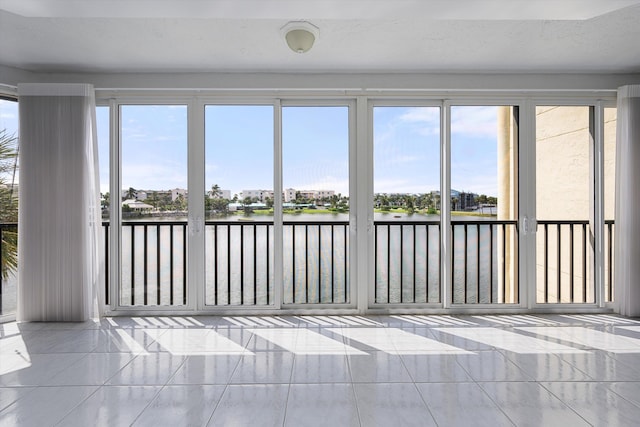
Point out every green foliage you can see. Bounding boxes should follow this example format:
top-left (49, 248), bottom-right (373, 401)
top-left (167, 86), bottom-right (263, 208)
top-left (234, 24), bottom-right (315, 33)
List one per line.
top-left (0, 129), bottom-right (18, 279)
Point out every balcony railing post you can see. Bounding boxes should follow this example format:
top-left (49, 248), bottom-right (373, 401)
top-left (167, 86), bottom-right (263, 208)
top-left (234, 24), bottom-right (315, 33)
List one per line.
top-left (254, 224), bottom-right (258, 305)
top-left (413, 224), bottom-right (417, 303)
top-left (476, 223), bottom-right (481, 303)
top-left (318, 225), bottom-right (322, 304)
top-left (332, 224), bottom-right (336, 303)
top-left (143, 224), bottom-right (148, 305)
top-left (582, 222), bottom-right (587, 303)
top-left (570, 223), bottom-right (574, 303)
top-left (169, 224), bottom-right (174, 306)
top-left (182, 223), bottom-right (187, 305)
top-left (156, 224), bottom-right (161, 304)
top-left (226, 224), bottom-right (231, 305)
top-left (130, 225), bottom-right (135, 305)
top-left (489, 223), bottom-right (493, 303)
top-left (557, 223), bottom-right (561, 303)
top-left (104, 222), bottom-right (109, 305)
top-left (400, 224), bottom-right (404, 303)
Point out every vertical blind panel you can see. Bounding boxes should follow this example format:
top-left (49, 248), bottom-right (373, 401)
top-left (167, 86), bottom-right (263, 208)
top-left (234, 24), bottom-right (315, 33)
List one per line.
top-left (17, 83), bottom-right (102, 321)
top-left (615, 85), bottom-right (640, 316)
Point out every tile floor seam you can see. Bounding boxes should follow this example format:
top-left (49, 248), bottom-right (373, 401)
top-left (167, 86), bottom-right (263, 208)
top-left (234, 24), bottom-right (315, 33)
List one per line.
top-left (601, 382), bottom-right (640, 410)
top-left (0, 386), bottom-right (37, 414)
top-left (203, 383), bottom-right (232, 427)
top-left (347, 381), bottom-right (363, 427)
top-left (474, 381), bottom-right (533, 427)
top-left (280, 382), bottom-right (294, 427)
top-left (50, 385), bottom-right (102, 427)
top-left (536, 381), bottom-right (601, 427)
top-left (127, 383), bottom-right (184, 427)
top-left (98, 353), bottom-right (143, 387)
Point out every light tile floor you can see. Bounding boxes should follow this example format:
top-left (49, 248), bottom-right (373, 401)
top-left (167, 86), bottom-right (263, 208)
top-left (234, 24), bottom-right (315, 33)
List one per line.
top-left (1, 314), bottom-right (640, 426)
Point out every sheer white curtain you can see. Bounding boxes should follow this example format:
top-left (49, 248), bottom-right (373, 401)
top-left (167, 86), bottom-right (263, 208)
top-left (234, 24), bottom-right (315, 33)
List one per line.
top-left (615, 85), bottom-right (640, 316)
top-left (17, 83), bottom-right (103, 321)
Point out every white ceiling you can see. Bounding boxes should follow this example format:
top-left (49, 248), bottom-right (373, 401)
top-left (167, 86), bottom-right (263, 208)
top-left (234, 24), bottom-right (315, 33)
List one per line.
top-left (1, 0), bottom-right (640, 74)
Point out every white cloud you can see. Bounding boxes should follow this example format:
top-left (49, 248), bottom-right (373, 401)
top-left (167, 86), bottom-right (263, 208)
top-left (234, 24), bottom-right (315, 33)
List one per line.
top-left (451, 106), bottom-right (498, 139)
top-left (290, 175), bottom-right (350, 196)
top-left (121, 162), bottom-right (188, 191)
top-left (399, 107), bottom-right (440, 136)
top-left (0, 112), bottom-right (17, 120)
top-left (399, 107), bottom-right (440, 124)
top-left (389, 154), bottom-right (422, 165)
top-left (374, 178), bottom-right (439, 194)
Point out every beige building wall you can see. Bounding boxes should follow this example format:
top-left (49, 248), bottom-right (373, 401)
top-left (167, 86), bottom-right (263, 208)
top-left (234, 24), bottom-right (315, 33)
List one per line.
top-left (534, 106), bottom-right (616, 303)
top-left (497, 106), bottom-right (518, 303)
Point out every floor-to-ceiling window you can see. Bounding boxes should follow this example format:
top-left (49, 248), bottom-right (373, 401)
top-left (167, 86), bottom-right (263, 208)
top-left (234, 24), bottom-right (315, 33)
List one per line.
top-left (119, 105), bottom-right (189, 307)
top-left (604, 106), bottom-right (617, 303)
top-left (92, 94), bottom-right (617, 314)
top-left (204, 105), bottom-right (274, 307)
top-left (96, 105), bottom-right (110, 304)
top-left (282, 105), bottom-right (351, 305)
top-left (372, 106), bottom-right (441, 304)
top-left (535, 106), bottom-right (594, 304)
top-left (450, 106), bottom-right (519, 305)
top-left (0, 97), bottom-right (18, 318)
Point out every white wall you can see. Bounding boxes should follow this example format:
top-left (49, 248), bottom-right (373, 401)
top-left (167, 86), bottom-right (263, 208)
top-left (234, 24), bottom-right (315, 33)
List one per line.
top-left (1, 64), bottom-right (640, 93)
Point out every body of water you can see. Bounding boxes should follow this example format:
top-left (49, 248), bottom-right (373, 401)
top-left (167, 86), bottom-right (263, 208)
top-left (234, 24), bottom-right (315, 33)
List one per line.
top-left (117, 212), bottom-right (515, 307)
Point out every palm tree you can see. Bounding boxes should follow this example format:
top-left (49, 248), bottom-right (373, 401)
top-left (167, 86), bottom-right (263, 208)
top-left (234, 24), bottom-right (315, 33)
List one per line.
top-left (210, 184), bottom-right (222, 199)
top-left (0, 129), bottom-right (18, 280)
top-left (404, 195), bottom-right (416, 214)
top-left (124, 187), bottom-right (137, 201)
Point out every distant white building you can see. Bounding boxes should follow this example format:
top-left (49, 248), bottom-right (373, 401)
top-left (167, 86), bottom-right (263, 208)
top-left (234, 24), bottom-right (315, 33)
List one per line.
top-left (122, 199), bottom-right (153, 212)
top-left (288, 189), bottom-right (335, 202)
top-left (171, 188), bottom-right (188, 201)
top-left (283, 188), bottom-right (296, 203)
top-left (241, 189), bottom-right (274, 203)
top-left (315, 190), bottom-right (335, 199)
top-left (243, 188), bottom-right (336, 203)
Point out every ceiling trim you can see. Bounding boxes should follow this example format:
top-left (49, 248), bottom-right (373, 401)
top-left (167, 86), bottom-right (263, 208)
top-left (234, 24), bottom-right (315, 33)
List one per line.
top-left (2, 0), bottom-right (639, 20)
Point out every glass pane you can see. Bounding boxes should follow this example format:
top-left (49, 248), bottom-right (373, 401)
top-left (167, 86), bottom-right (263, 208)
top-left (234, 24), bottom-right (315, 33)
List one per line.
top-left (204, 105), bottom-right (274, 306)
top-left (282, 106), bottom-right (349, 304)
top-left (373, 106), bottom-right (441, 304)
top-left (0, 99), bottom-right (19, 317)
top-left (451, 106), bottom-right (518, 304)
top-left (120, 105), bottom-right (188, 306)
top-left (96, 106), bottom-right (110, 305)
top-left (535, 106), bottom-right (593, 303)
top-left (604, 107), bottom-right (616, 302)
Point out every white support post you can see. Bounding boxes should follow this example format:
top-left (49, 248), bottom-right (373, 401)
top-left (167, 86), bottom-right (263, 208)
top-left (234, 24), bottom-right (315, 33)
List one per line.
top-left (273, 99), bottom-right (283, 309)
top-left (188, 98), bottom-right (205, 310)
top-left (355, 96), bottom-right (369, 313)
top-left (109, 99), bottom-right (120, 312)
top-left (441, 102), bottom-right (451, 309)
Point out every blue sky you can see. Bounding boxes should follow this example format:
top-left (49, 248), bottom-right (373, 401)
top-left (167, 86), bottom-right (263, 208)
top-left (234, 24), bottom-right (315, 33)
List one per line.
top-left (374, 105), bottom-right (499, 196)
top-left (0, 99), bottom-right (19, 183)
top-left (94, 104), bottom-right (500, 197)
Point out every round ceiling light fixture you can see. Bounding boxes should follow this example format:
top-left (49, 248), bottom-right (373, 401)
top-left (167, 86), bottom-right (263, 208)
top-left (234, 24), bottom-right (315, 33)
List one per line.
top-left (281, 21), bottom-right (319, 54)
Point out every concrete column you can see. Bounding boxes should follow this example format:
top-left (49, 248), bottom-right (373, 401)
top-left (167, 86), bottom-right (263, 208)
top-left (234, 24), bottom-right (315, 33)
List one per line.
top-left (497, 106), bottom-right (517, 303)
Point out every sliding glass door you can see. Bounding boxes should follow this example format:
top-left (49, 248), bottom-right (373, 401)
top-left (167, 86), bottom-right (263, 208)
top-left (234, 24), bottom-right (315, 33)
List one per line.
top-left (450, 106), bottom-right (519, 305)
top-left (119, 105), bottom-right (189, 307)
top-left (104, 96), bottom-right (614, 313)
top-left (534, 106), bottom-right (594, 304)
top-left (282, 105), bottom-right (352, 305)
top-left (372, 106), bottom-right (441, 304)
top-left (204, 105), bottom-right (274, 307)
